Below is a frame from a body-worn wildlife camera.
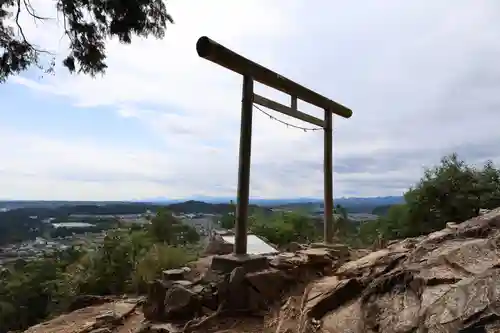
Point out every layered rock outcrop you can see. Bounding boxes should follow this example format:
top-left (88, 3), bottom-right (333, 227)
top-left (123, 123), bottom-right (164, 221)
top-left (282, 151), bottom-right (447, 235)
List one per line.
top-left (299, 207), bottom-right (500, 333)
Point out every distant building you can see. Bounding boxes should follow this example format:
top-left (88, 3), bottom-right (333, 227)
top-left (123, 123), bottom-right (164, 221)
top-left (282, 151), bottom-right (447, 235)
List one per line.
top-left (42, 217), bottom-right (56, 224)
top-left (52, 222), bottom-right (94, 228)
top-left (213, 229), bottom-right (234, 236)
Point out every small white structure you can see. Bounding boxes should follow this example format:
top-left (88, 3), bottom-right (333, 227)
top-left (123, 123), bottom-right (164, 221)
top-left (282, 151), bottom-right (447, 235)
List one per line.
top-left (221, 234), bottom-right (279, 256)
top-left (204, 230), bottom-right (278, 256)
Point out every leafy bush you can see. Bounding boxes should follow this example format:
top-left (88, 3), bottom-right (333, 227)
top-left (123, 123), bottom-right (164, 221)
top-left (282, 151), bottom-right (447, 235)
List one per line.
top-left (132, 244), bottom-right (196, 292)
top-left (0, 219), bottom-right (198, 332)
top-left (250, 211), bottom-right (320, 246)
top-left (0, 252), bottom-right (77, 331)
top-left (358, 154), bottom-right (500, 243)
top-left (149, 209), bottom-right (200, 245)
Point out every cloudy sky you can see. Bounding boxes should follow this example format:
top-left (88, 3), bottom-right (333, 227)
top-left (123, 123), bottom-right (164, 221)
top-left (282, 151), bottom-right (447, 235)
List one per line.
top-left (1, 0), bottom-right (500, 201)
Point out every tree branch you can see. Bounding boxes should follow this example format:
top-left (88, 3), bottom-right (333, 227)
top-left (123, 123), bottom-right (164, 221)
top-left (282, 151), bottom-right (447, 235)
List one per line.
top-left (23, 0), bottom-right (52, 21)
top-left (15, 0), bottom-right (54, 55)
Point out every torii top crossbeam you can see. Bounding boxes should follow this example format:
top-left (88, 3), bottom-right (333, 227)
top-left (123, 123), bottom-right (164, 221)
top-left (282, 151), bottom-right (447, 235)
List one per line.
top-left (196, 36), bottom-right (352, 119)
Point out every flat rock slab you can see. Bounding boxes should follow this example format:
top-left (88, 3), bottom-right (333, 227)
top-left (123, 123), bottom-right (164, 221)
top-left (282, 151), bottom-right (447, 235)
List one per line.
top-left (171, 280), bottom-right (193, 288)
top-left (246, 268), bottom-right (287, 301)
top-left (298, 248), bottom-right (332, 264)
top-left (148, 323), bottom-right (182, 332)
top-left (114, 311), bottom-right (145, 333)
top-left (269, 252), bottom-right (309, 268)
top-left (23, 300), bottom-right (137, 333)
top-left (310, 242), bottom-right (349, 254)
top-left (211, 253), bottom-right (269, 273)
top-left (162, 268), bottom-right (188, 281)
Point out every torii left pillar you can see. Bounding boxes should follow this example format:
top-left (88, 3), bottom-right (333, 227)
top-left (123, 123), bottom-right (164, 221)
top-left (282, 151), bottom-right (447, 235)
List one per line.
top-left (234, 75), bottom-right (253, 255)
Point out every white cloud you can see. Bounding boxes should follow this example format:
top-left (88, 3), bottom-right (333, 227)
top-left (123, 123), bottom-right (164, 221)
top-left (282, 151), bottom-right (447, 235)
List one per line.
top-left (4, 0), bottom-right (500, 200)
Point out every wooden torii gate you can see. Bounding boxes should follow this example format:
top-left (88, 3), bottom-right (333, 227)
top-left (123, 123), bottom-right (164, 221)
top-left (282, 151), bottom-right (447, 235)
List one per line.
top-left (196, 36), bottom-right (353, 255)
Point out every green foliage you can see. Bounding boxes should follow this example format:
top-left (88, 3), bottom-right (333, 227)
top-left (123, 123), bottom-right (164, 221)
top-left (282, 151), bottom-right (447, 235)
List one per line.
top-left (332, 215), bottom-right (356, 240)
top-left (67, 231), bottom-right (144, 295)
top-left (331, 204), bottom-right (359, 241)
top-left (377, 204), bottom-right (410, 239)
top-left (132, 244), bottom-right (196, 293)
top-left (356, 219), bottom-right (381, 245)
top-left (219, 213), bottom-right (235, 229)
top-left (0, 249), bottom-right (81, 331)
top-left (0, 225), bottom-right (198, 332)
top-left (0, 0), bottom-right (173, 82)
top-left (216, 201), bottom-right (270, 231)
top-left (149, 209), bottom-right (200, 245)
top-left (218, 201), bottom-right (236, 230)
top-left (403, 154), bottom-right (480, 235)
top-left (245, 204), bottom-right (363, 247)
top-left (250, 211), bottom-right (320, 246)
top-left (149, 209), bottom-right (179, 243)
top-left (359, 154), bottom-right (500, 243)
top-left (355, 204), bottom-right (409, 245)
top-left (181, 224), bottom-right (201, 244)
top-left (67, 225), bottom-right (198, 297)
top-left (476, 160), bottom-right (500, 209)
top-left (335, 204), bottom-right (348, 220)
top-left (371, 204), bottom-right (393, 216)
top-left (324, 154), bottom-right (500, 247)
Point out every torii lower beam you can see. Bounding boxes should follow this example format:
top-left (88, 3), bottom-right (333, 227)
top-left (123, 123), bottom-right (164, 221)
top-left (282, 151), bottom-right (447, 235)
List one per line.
top-left (196, 36), bottom-right (352, 254)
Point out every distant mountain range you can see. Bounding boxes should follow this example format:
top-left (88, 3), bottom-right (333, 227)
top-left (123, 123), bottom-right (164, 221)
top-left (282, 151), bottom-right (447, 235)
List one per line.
top-left (0, 196), bottom-right (404, 215)
top-left (141, 196), bottom-right (404, 207)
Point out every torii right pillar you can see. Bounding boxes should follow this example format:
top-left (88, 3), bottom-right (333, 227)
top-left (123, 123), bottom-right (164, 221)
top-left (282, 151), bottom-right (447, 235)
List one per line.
top-left (323, 109), bottom-right (334, 244)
